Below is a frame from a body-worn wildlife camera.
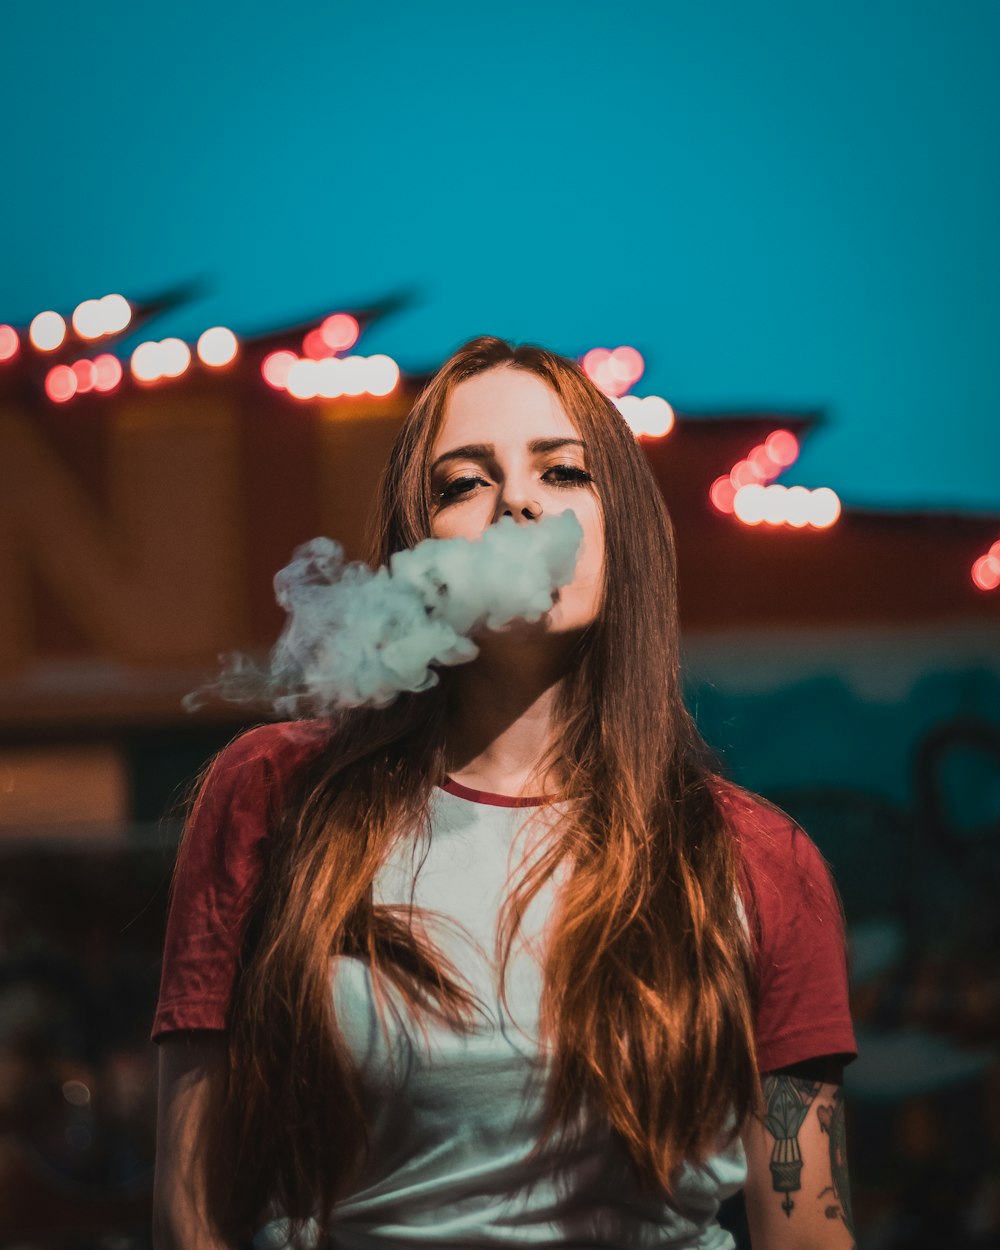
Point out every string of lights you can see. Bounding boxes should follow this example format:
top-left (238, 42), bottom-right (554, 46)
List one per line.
top-left (3, 290), bottom-right (995, 585)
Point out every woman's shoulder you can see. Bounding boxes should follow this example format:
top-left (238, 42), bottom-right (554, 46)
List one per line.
top-left (208, 718), bottom-right (333, 783)
top-left (188, 719), bottom-right (334, 835)
top-left (708, 775), bottom-right (800, 845)
top-left (707, 775), bottom-right (836, 906)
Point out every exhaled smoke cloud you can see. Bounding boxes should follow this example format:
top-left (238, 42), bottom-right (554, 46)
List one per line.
top-left (184, 510), bottom-right (584, 718)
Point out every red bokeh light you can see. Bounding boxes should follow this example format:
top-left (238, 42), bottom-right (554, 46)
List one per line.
top-left (582, 348), bottom-right (611, 377)
top-left (302, 328), bottom-right (332, 361)
top-left (72, 359), bottom-right (98, 393)
top-left (0, 325), bottom-right (19, 362)
top-left (764, 429), bottom-right (799, 466)
top-left (748, 445), bottom-right (777, 479)
top-left (710, 475), bottom-right (737, 513)
top-left (93, 354), bottom-right (123, 392)
top-left (730, 459), bottom-right (761, 489)
top-left (972, 555), bottom-right (1000, 591)
top-left (262, 350), bottom-right (297, 389)
top-left (608, 346), bottom-right (644, 386)
top-left (319, 314), bottom-right (360, 352)
top-left (45, 365), bottom-right (77, 403)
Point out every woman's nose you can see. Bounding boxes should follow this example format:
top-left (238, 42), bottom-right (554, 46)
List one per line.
top-left (497, 489), bottom-right (542, 523)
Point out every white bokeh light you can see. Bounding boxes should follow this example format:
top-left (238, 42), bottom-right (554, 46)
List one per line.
top-left (783, 485), bottom-right (813, 528)
top-left (338, 355), bottom-right (365, 396)
top-left (733, 483), bottom-right (767, 525)
top-left (101, 294), bottom-right (132, 333)
top-left (197, 326), bottom-right (239, 367)
top-left (287, 358), bottom-right (321, 399)
top-left (317, 357), bottom-right (345, 399)
top-left (366, 354), bottom-right (400, 396)
top-left (159, 338), bottom-right (191, 377)
top-left (614, 394), bottom-right (674, 439)
top-left (30, 311), bottom-right (67, 352)
top-left (72, 299), bottom-right (105, 339)
top-left (810, 487), bottom-right (841, 528)
top-left (130, 341), bottom-right (163, 381)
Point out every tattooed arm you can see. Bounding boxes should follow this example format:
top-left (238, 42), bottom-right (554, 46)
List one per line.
top-left (741, 1056), bottom-right (856, 1250)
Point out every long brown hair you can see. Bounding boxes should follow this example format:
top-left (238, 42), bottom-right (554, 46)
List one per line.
top-left (205, 335), bottom-right (769, 1242)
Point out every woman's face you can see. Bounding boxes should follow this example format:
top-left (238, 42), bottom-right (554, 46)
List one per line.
top-left (427, 366), bottom-right (605, 635)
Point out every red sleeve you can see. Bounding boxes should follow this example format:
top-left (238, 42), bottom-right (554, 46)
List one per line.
top-left (720, 785), bottom-right (859, 1074)
top-left (150, 720), bottom-right (327, 1042)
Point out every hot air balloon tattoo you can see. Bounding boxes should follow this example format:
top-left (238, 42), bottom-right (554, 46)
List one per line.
top-left (761, 1075), bottom-right (822, 1215)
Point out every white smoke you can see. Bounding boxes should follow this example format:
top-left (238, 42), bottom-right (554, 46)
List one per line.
top-left (184, 509), bottom-right (584, 717)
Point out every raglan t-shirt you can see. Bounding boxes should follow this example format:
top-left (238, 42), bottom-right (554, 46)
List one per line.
top-left (152, 722), bottom-right (858, 1249)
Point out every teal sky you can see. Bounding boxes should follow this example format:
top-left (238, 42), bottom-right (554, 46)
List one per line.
top-left (2, 1), bottom-right (997, 512)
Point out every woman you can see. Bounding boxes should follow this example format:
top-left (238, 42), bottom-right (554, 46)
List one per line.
top-left (153, 336), bottom-right (858, 1249)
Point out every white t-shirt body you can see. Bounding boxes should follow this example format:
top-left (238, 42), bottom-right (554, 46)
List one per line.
top-left (255, 780), bottom-right (746, 1250)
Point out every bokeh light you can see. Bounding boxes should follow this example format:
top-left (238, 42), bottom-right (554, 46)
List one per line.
top-left (614, 394), bottom-right (674, 439)
top-left (317, 357), bottom-right (345, 398)
top-left (319, 313), bottom-right (360, 352)
top-left (730, 459), bottom-right (762, 489)
top-left (972, 555), bottom-right (1000, 591)
top-left (748, 445), bottom-right (779, 479)
top-left (303, 328), bottom-right (333, 361)
top-left (731, 482), bottom-right (842, 528)
top-left (582, 347), bottom-right (610, 377)
top-left (366, 354), bottom-right (400, 396)
top-left (131, 339), bottom-right (192, 382)
top-left (71, 359), bottom-right (98, 393)
top-left (159, 339), bottom-right (191, 378)
top-left (710, 475), bottom-right (737, 514)
top-left (69, 294), bottom-right (131, 341)
top-left (62, 1080), bottom-right (91, 1107)
top-left (339, 355), bottom-right (367, 396)
top-left (763, 484), bottom-right (791, 526)
top-left (583, 346), bottom-right (645, 398)
top-left (72, 299), bottom-right (105, 340)
top-left (30, 310), bottom-right (67, 351)
top-left (764, 429), bottom-right (799, 466)
top-left (0, 325), bottom-right (19, 362)
top-left (607, 347), bottom-right (640, 387)
top-left (45, 364), bottom-right (77, 403)
top-left (733, 483), bottom-right (767, 525)
top-left (783, 485), bottom-right (814, 528)
top-left (197, 326), bottom-right (239, 367)
top-left (130, 341), bottom-right (162, 382)
top-left (287, 358), bottom-right (321, 399)
top-left (810, 486), bottom-right (841, 528)
top-left (101, 294), bottom-right (132, 333)
top-left (93, 353), bottom-right (123, 392)
top-left (721, 431), bottom-right (803, 509)
top-left (971, 539), bottom-right (1000, 590)
top-left (262, 350), bottom-right (297, 389)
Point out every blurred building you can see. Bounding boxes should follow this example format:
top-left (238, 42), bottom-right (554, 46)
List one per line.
top-left (1, 292), bottom-right (999, 1246)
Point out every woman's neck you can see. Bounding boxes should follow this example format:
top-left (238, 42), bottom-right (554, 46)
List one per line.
top-left (443, 645), bottom-right (569, 796)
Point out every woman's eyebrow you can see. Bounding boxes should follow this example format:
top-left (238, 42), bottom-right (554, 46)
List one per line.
top-left (429, 438), bottom-right (586, 475)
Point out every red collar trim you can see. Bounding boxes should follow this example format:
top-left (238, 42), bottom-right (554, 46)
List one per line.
top-left (439, 776), bottom-right (550, 808)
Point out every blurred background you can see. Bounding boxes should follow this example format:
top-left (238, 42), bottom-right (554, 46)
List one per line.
top-left (1, 1), bottom-right (998, 1246)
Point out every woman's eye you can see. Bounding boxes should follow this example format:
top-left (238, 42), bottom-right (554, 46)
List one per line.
top-left (438, 474), bottom-right (486, 502)
top-left (547, 465), bottom-right (593, 486)
top-left (436, 464), bottom-right (593, 505)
